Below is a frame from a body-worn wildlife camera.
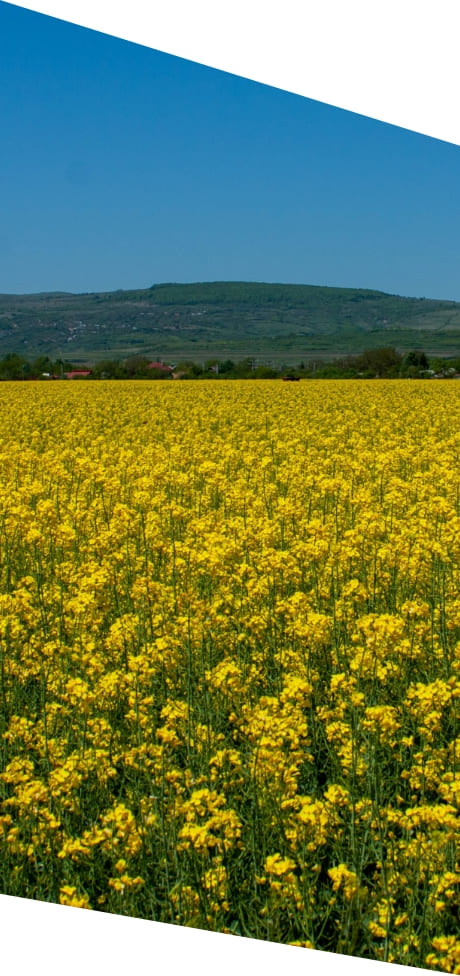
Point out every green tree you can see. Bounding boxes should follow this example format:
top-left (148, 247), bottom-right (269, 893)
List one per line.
top-left (0, 353), bottom-right (30, 380)
top-left (355, 347), bottom-right (403, 377)
top-left (124, 356), bottom-right (151, 378)
top-left (402, 350), bottom-right (429, 375)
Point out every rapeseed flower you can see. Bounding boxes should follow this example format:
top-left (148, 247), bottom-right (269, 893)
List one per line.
top-left (0, 378), bottom-right (458, 966)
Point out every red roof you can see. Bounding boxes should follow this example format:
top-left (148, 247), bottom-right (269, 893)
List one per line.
top-left (64, 370), bottom-right (91, 378)
top-left (147, 362), bottom-right (172, 372)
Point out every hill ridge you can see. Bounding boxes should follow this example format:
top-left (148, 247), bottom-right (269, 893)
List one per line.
top-left (0, 281), bottom-right (459, 364)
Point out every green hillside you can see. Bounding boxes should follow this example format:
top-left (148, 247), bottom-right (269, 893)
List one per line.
top-left (0, 281), bottom-right (459, 365)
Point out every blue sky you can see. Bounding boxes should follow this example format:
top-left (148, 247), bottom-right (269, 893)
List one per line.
top-left (1, 1), bottom-right (460, 300)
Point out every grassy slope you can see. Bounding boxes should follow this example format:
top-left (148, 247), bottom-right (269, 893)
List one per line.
top-left (0, 281), bottom-right (459, 364)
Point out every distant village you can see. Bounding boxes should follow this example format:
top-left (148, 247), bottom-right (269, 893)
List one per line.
top-left (0, 349), bottom-right (459, 381)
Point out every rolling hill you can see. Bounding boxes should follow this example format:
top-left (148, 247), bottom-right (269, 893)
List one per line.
top-left (0, 281), bottom-right (459, 365)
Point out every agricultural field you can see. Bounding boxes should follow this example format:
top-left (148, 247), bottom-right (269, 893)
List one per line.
top-left (0, 379), bottom-right (458, 971)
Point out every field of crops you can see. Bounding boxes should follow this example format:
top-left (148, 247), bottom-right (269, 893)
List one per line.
top-left (0, 380), bottom-right (458, 971)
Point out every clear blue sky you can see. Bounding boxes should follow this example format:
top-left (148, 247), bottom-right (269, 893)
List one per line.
top-left (2, 1), bottom-right (460, 300)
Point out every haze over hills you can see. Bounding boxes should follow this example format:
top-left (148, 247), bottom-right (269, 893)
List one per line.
top-left (1, 281), bottom-right (459, 365)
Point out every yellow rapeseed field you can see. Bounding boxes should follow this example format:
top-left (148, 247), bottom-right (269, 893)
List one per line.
top-left (0, 379), bottom-right (459, 970)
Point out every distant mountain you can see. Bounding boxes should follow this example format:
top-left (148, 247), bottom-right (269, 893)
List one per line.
top-left (0, 281), bottom-right (459, 365)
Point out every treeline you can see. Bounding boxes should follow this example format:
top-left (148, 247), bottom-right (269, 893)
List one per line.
top-left (0, 348), bottom-right (459, 381)
top-left (90, 349), bottom-right (458, 379)
top-left (0, 354), bottom-right (74, 380)
top-left (300, 348), bottom-right (459, 379)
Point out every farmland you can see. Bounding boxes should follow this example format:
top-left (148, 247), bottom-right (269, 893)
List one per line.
top-left (0, 380), bottom-right (458, 970)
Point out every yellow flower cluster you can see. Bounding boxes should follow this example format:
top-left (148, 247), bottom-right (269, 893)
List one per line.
top-left (0, 379), bottom-right (459, 968)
